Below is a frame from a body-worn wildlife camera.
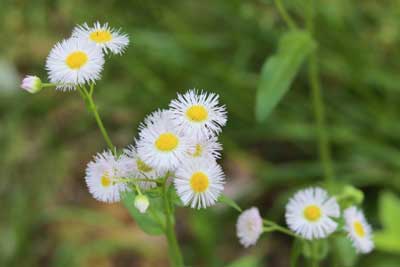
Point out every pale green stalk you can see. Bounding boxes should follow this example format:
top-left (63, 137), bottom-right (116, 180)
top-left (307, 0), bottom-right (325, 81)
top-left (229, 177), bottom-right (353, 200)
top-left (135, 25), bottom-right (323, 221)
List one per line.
top-left (162, 173), bottom-right (184, 267)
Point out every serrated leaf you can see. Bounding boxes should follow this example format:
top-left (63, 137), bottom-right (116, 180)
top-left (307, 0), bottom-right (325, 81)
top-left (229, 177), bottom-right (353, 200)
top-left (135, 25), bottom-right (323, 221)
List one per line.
top-left (219, 194), bottom-right (242, 212)
top-left (255, 31), bottom-right (316, 122)
top-left (121, 191), bottom-right (165, 235)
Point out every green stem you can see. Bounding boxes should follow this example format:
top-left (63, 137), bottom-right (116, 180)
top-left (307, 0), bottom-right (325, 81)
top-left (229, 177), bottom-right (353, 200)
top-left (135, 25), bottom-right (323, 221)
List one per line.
top-left (78, 85), bottom-right (115, 153)
top-left (263, 220), bottom-right (300, 238)
top-left (274, 0), bottom-right (298, 30)
top-left (306, 0), bottom-right (334, 188)
top-left (162, 174), bottom-right (184, 267)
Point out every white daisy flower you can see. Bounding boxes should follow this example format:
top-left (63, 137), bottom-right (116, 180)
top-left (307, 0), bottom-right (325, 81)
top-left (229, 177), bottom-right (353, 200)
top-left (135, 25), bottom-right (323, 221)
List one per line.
top-left (285, 187), bottom-right (340, 240)
top-left (236, 207), bottom-right (263, 248)
top-left (136, 110), bottom-right (190, 171)
top-left (174, 158), bottom-right (225, 209)
top-left (169, 89), bottom-right (227, 138)
top-left (121, 144), bottom-right (160, 189)
top-left (344, 206), bottom-right (374, 254)
top-left (72, 21), bottom-right (129, 55)
top-left (85, 150), bottom-right (126, 203)
top-left (187, 135), bottom-right (222, 161)
top-left (46, 38), bottom-right (104, 90)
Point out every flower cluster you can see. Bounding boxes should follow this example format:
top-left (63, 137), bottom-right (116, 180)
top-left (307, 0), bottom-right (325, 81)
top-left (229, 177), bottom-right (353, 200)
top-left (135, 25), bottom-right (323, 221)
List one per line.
top-left (85, 89), bottom-right (227, 209)
top-left (21, 21), bottom-right (129, 92)
top-left (236, 187), bottom-right (374, 254)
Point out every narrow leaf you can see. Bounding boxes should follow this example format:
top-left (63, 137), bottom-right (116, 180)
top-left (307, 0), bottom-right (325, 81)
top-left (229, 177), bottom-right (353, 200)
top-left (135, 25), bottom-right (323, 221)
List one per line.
top-left (219, 194), bottom-right (242, 212)
top-left (256, 31), bottom-right (316, 122)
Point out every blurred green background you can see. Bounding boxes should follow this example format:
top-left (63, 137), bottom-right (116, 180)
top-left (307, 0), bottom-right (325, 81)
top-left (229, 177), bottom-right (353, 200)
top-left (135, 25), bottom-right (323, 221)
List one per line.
top-left (1, 0), bottom-right (400, 266)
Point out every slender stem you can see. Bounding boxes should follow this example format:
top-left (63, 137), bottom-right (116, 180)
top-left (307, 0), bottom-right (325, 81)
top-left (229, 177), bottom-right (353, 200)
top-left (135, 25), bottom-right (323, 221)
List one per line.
top-left (162, 174), bottom-right (184, 267)
top-left (274, 0), bottom-right (298, 30)
top-left (79, 85), bottom-right (115, 153)
top-left (306, 0), bottom-right (334, 188)
top-left (263, 220), bottom-right (300, 238)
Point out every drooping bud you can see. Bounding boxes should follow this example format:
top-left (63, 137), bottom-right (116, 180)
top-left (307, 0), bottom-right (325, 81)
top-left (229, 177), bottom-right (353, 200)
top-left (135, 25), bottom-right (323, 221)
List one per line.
top-left (134, 194), bottom-right (150, 213)
top-left (21, 75), bottom-right (42, 93)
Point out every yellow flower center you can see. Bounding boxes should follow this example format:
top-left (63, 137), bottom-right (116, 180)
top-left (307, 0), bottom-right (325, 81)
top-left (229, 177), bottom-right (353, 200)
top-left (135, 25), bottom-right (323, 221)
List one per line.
top-left (65, 51), bottom-right (88, 69)
top-left (353, 221), bottom-right (365, 237)
top-left (186, 105), bottom-right (208, 122)
top-left (192, 144), bottom-right (203, 157)
top-left (304, 205), bottom-right (322, 221)
top-left (155, 133), bottom-right (179, 152)
top-left (190, 172), bottom-right (210, 193)
top-left (137, 159), bottom-right (153, 173)
top-left (101, 173), bottom-right (111, 187)
top-left (89, 30), bottom-right (112, 43)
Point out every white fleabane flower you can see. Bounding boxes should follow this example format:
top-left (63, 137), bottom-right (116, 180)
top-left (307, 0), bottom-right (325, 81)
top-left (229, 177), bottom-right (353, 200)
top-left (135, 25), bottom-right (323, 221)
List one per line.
top-left (85, 150), bottom-right (126, 203)
top-left (21, 75), bottom-right (42, 93)
top-left (46, 38), bottom-right (104, 90)
top-left (72, 21), bottom-right (129, 55)
top-left (136, 110), bottom-right (189, 171)
top-left (174, 158), bottom-right (225, 209)
top-left (121, 144), bottom-right (160, 189)
top-left (187, 135), bottom-right (222, 161)
top-left (236, 207), bottom-right (263, 248)
top-left (169, 89), bottom-right (227, 138)
top-left (285, 187), bottom-right (340, 240)
top-left (344, 206), bottom-right (374, 254)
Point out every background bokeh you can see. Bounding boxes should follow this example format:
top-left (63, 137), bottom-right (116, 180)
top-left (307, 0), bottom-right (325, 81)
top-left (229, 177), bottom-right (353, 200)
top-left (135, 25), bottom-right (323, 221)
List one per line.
top-left (1, 0), bottom-right (400, 266)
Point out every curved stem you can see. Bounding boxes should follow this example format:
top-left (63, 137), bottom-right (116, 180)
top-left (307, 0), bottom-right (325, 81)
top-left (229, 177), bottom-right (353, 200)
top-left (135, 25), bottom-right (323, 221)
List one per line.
top-left (78, 86), bottom-right (115, 153)
top-left (274, 0), bottom-right (298, 30)
top-left (162, 174), bottom-right (184, 267)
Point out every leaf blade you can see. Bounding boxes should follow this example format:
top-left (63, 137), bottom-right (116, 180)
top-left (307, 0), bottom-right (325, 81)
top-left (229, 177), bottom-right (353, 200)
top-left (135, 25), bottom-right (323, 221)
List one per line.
top-left (256, 31), bottom-right (316, 122)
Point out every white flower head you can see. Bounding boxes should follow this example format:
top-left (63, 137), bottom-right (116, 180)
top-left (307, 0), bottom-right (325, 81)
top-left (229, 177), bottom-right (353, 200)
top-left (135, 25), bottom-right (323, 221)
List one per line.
top-left (134, 194), bottom-right (150, 214)
top-left (169, 89), bottom-right (227, 138)
top-left (85, 150), bottom-right (126, 203)
top-left (344, 206), bottom-right (374, 254)
top-left (285, 187), bottom-right (340, 240)
top-left (236, 207), bottom-right (263, 248)
top-left (174, 158), bottom-right (225, 209)
top-left (187, 135), bottom-right (222, 161)
top-left (46, 38), bottom-right (104, 90)
top-left (21, 75), bottom-right (42, 93)
top-left (136, 110), bottom-right (190, 171)
top-left (121, 144), bottom-right (160, 189)
top-left (72, 21), bottom-right (129, 55)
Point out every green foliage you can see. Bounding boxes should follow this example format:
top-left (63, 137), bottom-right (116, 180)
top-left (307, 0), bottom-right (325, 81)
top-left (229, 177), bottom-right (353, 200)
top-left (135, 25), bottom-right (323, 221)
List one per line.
top-left (122, 191), bottom-right (165, 236)
top-left (219, 194), bottom-right (242, 212)
top-left (255, 31), bottom-right (316, 122)
top-left (375, 191), bottom-right (400, 253)
top-left (226, 255), bottom-right (261, 267)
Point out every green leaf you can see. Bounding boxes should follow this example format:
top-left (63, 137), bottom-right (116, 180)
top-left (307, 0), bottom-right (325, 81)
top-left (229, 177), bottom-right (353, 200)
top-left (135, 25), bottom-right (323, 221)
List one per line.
top-left (226, 255), bottom-right (261, 267)
top-left (375, 191), bottom-right (400, 253)
top-left (121, 191), bottom-right (165, 236)
top-left (255, 30), bottom-right (316, 122)
top-left (219, 194), bottom-right (242, 212)
top-left (379, 191), bottom-right (400, 234)
top-left (332, 236), bottom-right (358, 267)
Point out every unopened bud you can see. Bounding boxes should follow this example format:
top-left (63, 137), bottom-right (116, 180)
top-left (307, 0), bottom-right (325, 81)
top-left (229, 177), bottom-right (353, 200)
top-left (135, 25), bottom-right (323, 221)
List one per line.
top-left (21, 75), bottom-right (42, 93)
top-left (134, 194), bottom-right (150, 213)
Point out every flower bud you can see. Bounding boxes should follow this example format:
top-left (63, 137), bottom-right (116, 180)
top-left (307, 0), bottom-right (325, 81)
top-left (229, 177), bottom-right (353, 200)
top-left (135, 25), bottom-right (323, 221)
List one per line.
top-left (21, 75), bottom-right (42, 93)
top-left (134, 194), bottom-right (149, 213)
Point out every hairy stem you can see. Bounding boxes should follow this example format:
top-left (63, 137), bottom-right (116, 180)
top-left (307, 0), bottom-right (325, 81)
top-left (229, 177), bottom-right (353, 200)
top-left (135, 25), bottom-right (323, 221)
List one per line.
top-left (162, 175), bottom-right (184, 267)
top-left (78, 86), bottom-right (115, 153)
top-left (274, 0), bottom-right (298, 30)
top-left (306, 0), bottom-right (334, 187)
